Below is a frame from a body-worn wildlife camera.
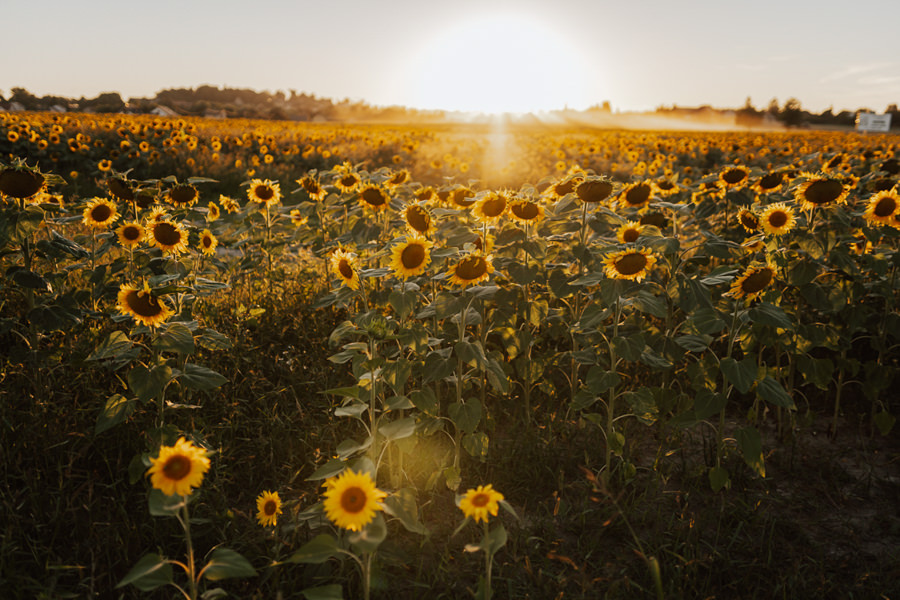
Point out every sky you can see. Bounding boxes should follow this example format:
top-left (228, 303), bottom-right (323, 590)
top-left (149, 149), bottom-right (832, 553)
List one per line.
top-left (3, 0), bottom-right (899, 115)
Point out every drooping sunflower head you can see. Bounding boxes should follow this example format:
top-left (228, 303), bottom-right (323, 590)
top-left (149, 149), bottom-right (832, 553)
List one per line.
top-left (297, 174), bottom-right (326, 201)
top-left (472, 191), bottom-right (509, 224)
top-left (219, 194), bottom-right (240, 213)
top-left (737, 208), bottom-right (760, 233)
top-left (117, 282), bottom-right (174, 328)
top-left (82, 197), bottom-right (120, 229)
top-left (390, 236), bottom-right (433, 279)
top-left (639, 211), bottom-right (668, 229)
top-left (863, 189), bottom-right (900, 227)
top-left (449, 186), bottom-right (477, 210)
top-left (602, 248), bottom-right (657, 282)
top-left (386, 168), bottom-right (411, 189)
top-left (759, 203), bottom-right (796, 236)
top-left (753, 171), bottom-right (786, 195)
top-left (448, 250), bottom-right (495, 287)
top-left (116, 222), bottom-right (145, 248)
top-left (458, 484), bottom-right (504, 524)
top-left (880, 158), bottom-right (900, 175)
top-left (0, 165), bottom-right (46, 200)
top-left (167, 184), bottom-right (200, 207)
top-left (256, 490), bottom-right (283, 527)
top-left (146, 437), bottom-right (210, 497)
top-left (404, 203), bottom-right (435, 236)
top-left (618, 181), bottom-right (655, 209)
top-left (576, 178), bottom-right (615, 204)
top-left (616, 220), bottom-right (645, 244)
top-left (727, 262), bottom-right (777, 301)
top-left (330, 248), bottom-right (361, 290)
top-left (718, 166), bottom-right (750, 190)
top-left (198, 229), bottom-right (218, 255)
top-left (509, 198), bottom-right (545, 224)
top-left (149, 219), bottom-right (189, 254)
top-left (793, 173), bottom-right (849, 210)
top-left (358, 184), bottom-right (390, 212)
top-left (289, 208), bottom-right (308, 226)
top-left (322, 469), bottom-right (387, 532)
top-left (134, 188), bottom-right (157, 210)
top-left (247, 179), bottom-right (282, 207)
top-left (107, 176), bottom-right (134, 202)
top-left (546, 175), bottom-right (583, 200)
top-left (414, 186), bottom-right (437, 204)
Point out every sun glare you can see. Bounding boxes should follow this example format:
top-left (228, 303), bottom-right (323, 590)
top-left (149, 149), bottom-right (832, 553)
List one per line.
top-left (405, 14), bottom-right (594, 114)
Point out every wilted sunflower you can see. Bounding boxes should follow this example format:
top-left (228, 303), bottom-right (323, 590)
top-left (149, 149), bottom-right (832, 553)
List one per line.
top-left (727, 262), bottom-right (776, 301)
top-left (149, 219), bottom-right (189, 254)
top-left (390, 236), bottom-right (433, 279)
top-left (289, 208), bottom-right (307, 226)
top-left (386, 169), bottom-right (411, 189)
top-left (330, 248), bottom-right (360, 290)
top-left (247, 179), bottom-right (282, 207)
top-left (794, 173), bottom-right (849, 210)
top-left (256, 490), bottom-right (283, 527)
top-left (167, 184), bottom-right (199, 207)
top-left (206, 202), bottom-right (220, 222)
top-left (358, 184), bottom-right (390, 212)
top-left (459, 484), bottom-right (504, 523)
top-left (473, 191), bottom-right (509, 224)
top-left (134, 188), bottom-right (156, 210)
top-left (718, 166), bottom-right (750, 190)
top-left (107, 176), bottom-right (134, 201)
top-left (116, 222), bottom-right (145, 248)
top-left (0, 165), bottom-right (46, 199)
top-left (297, 174), bottom-right (327, 201)
top-left (863, 189), bottom-right (900, 226)
top-left (509, 198), bottom-right (545, 224)
top-left (448, 251), bottom-right (494, 287)
top-left (737, 208), bottom-right (760, 233)
top-left (576, 178), bottom-right (615, 204)
top-left (759, 203), bottom-right (796, 236)
top-left (602, 248), bottom-right (657, 282)
top-left (146, 437), bottom-right (210, 497)
top-left (198, 229), bottom-right (218, 255)
top-left (117, 281), bottom-right (174, 328)
top-left (403, 203), bottom-right (436, 236)
top-left (219, 194), bottom-right (240, 213)
top-left (82, 197), bottom-right (119, 229)
top-left (617, 181), bottom-right (654, 209)
top-left (616, 221), bottom-right (645, 244)
top-left (753, 171), bottom-right (786, 195)
top-left (322, 469), bottom-right (387, 532)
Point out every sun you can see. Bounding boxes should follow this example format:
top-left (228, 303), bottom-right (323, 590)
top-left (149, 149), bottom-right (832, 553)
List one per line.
top-left (405, 13), bottom-right (594, 114)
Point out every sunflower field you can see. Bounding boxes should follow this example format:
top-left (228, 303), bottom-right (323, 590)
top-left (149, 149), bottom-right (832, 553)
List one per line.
top-left (2, 110), bottom-right (900, 599)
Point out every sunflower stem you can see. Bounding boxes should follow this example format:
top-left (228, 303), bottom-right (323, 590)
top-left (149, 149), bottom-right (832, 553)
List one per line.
top-left (483, 519), bottom-right (493, 600)
top-left (181, 498), bottom-right (198, 600)
top-left (603, 297), bottom-right (622, 489)
top-left (717, 301), bottom-right (742, 469)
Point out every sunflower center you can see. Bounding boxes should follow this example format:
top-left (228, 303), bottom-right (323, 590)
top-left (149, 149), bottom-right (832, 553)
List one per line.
top-left (108, 178), bottom-right (134, 201)
top-left (264, 500), bottom-right (278, 516)
top-left (470, 493), bottom-right (490, 508)
top-left (0, 168), bottom-right (45, 199)
top-left (456, 256), bottom-right (488, 280)
top-left (202, 235), bottom-right (213, 248)
top-left (91, 204), bottom-right (113, 222)
top-left (881, 159), bottom-right (900, 175)
top-left (401, 244), bottom-right (426, 269)
top-left (874, 196), bottom-right (898, 217)
top-left (481, 196), bottom-right (507, 217)
top-left (162, 455), bottom-right (192, 481)
top-left (554, 180), bottom-right (577, 196)
top-left (340, 486), bottom-right (367, 513)
top-left (622, 228), bottom-right (640, 243)
top-left (624, 184), bottom-right (651, 206)
top-left (614, 253), bottom-right (648, 275)
top-left (254, 185), bottom-right (275, 201)
top-left (767, 211), bottom-right (788, 228)
top-left (406, 206), bottom-right (430, 232)
top-left (511, 201), bottom-right (539, 220)
top-left (126, 290), bottom-right (164, 317)
top-left (340, 175), bottom-right (358, 188)
top-left (657, 181), bottom-right (675, 191)
top-left (722, 168), bottom-right (748, 185)
top-left (123, 226), bottom-right (141, 241)
top-left (362, 187), bottom-right (387, 207)
top-left (338, 259), bottom-right (354, 279)
top-left (741, 268), bottom-right (774, 293)
top-left (452, 189), bottom-right (476, 208)
top-left (577, 180), bottom-right (614, 203)
top-left (170, 186), bottom-right (198, 204)
top-left (803, 180), bottom-right (843, 205)
top-left (757, 173), bottom-right (782, 190)
top-left (153, 222), bottom-right (182, 246)
top-left (740, 213), bottom-right (760, 230)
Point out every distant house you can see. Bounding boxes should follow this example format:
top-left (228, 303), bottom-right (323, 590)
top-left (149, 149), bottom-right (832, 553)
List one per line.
top-left (50, 105), bottom-right (67, 113)
top-left (204, 108), bottom-right (227, 119)
top-left (8, 102), bottom-right (25, 112)
top-left (151, 105), bottom-right (178, 117)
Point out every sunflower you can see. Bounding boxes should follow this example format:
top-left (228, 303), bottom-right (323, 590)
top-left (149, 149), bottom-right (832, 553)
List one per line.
top-left (576, 178), bottom-right (615, 204)
top-left (334, 170), bottom-right (361, 194)
top-left (458, 484), bottom-right (504, 524)
top-left (0, 166), bottom-right (46, 199)
top-left (219, 194), bottom-right (240, 213)
top-left (331, 248), bottom-right (360, 290)
top-left (358, 184), bottom-right (390, 212)
top-left (322, 469), bottom-right (387, 532)
top-left (167, 184), bottom-right (199, 207)
top-left (107, 176), bottom-right (134, 201)
top-left (753, 171), bottom-right (785, 195)
top-left (403, 203), bottom-right (436, 236)
top-left (206, 202), bottom-right (220, 222)
top-left (247, 179), bottom-right (282, 207)
top-left (149, 219), bottom-right (189, 254)
top-left (759, 203), bottom-right (796, 236)
top-left (449, 186), bottom-right (477, 209)
top-left (654, 178), bottom-right (680, 197)
top-left (135, 188), bottom-right (156, 210)
top-left (793, 174), bottom-right (849, 210)
top-left (117, 282), bottom-right (174, 328)
top-left (863, 189), bottom-right (900, 227)
top-left (616, 221), bottom-right (644, 244)
top-left (98, 159), bottom-right (112, 172)
top-left (297, 174), bottom-right (326, 201)
top-left (737, 208), bottom-right (760, 233)
top-left (390, 236), bottom-right (433, 279)
top-left (447, 251), bottom-right (494, 287)
top-left (290, 208), bottom-right (307, 226)
top-left (116, 222), bottom-right (145, 248)
top-left (146, 437), bottom-right (210, 497)
top-left (718, 166), bottom-right (750, 190)
top-left (386, 168), bottom-right (411, 189)
top-left (198, 229), bottom-right (218, 255)
top-left (82, 197), bottom-right (119, 229)
top-left (414, 186), bottom-right (437, 203)
top-left (509, 198), bottom-right (545, 224)
top-left (256, 490), bottom-right (283, 527)
top-left (617, 181), bottom-right (654, 209)
top-left (727, 262), bottom-right (776, 301)
top-left (472, 191), bottom-right (509, 224)
top-left (147, 206), bottom-right (168, 223)
top-left (602, 248), bottom-right (657, 282)
top-left (545, 176), bottom-right (583, 200)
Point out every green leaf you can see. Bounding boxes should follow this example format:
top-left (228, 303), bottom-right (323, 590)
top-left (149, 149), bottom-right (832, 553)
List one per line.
top-left (307, 458), bottom-right (347, 481)
top-left (623, 388), bottom-right (658, 425)
top-left (796, 355), bottom-right (834, 390)
top-left (410, 387), bottom-right (439, 417)
top-left (708, 466), bottom-right (729, 492)
top-left (197, 329), bottom-right (232, 351)
top-left (385, 395), bottom-right (414, 411)
top-left (289, 534), bottom-right (340, 564)
top-left (87, 331), bottom-right (133, 361)
top-left (455, 340), bottom-right (488, 370)
top-left (177, 363), bottom-right (228, 391)
top-left (128, 363), bottom-right (173, 403)
top-left (95, 394), bottom-right (135, 434)
top-left (873, 411), bottom-right (896, 436)
top-left (736, 426), bottom-right (765, 478)
top-left (383, 488), bottom-right (428, 534)
top-left (379, 417), bottom-right (416, 441)
top-left (756, 376), bottom-right (795, 409)
top-left (153, 322), bottom-right (195, 355)
top-left (389, 288), bottom-right (418, 320)
top-left (443, 465), bottom-right (461, 491)
top-left (449, 400), bottom-right (482, 434)
top-left (202, 547), bottom-right (257, 581)
top-left (348, 512), bottom-right (387, 553)
top-left (116, 553), bottom-right (173, 591)
top-left (7, 267), bottom-right (50, 291)
top-left (612, 334), bottom-right (645, 362)
top-left (720, 356), bottom-right (757, 394)
top-left (690, 307), bottom-right (726, 335)
top-left (301, 584), bottom-right (344, 600)
top-left (334, 401), bottom-right (367, 418)
top-left (469, 522), bottom-right (508, 556)
top-left (462, 432), bottom-right (489, 460)
top-left (675, 334), bottom-right (711, 352)
top-left (748, 302), bottom-right (792, 330)
top-left (148, 488), bottom-right (184, 517)
top-left (585, 367), bottom-right (619, 396)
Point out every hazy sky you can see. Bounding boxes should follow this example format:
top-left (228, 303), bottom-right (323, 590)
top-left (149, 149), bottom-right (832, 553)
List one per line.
top-left (4, 0), bottom-right (899, 114)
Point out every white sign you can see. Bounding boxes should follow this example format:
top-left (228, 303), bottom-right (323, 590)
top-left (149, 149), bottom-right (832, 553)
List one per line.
top-left (856, 112), bottom-right (892, 132)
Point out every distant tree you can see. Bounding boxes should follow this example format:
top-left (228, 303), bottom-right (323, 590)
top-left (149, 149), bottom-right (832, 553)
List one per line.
top-left (766, 98), bottom-right (780, 117)
top-left (780, 97), bottom-right (804, 127)
top-left (85, 92), bottom-right (125, 113)
top-left (10, 87), bottom-right (38, 109)
top-left (736, 97), bottom-right (762, 127)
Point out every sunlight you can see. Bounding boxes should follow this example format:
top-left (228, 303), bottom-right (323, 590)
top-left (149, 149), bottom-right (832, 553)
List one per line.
top-left (404, 13), bottom-right (595, 114)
